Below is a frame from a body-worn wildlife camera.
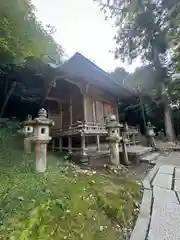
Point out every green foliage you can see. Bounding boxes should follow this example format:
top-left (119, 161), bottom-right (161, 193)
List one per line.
top-left (96, 0), bottom-right (180, 140)
top-left (0, 124), bottom-right (141, 239)
top-left (124, 66), bottom-right (157, 93)
top-left (171, 13), bottom-right (180, 72)
top-left (110, 67), bottom-right (129, 84)
top-left (0, 0), bottom-right (64, 65)
top-left (98, 0), bottom-right (179, 67)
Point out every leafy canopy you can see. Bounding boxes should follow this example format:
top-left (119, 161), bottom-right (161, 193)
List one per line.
top-left (97, 0), bottom-right (179, 71)
top-left (171, 13), bottom-right (180, 72)
top-left (0, 0), bottom-right (63, 65)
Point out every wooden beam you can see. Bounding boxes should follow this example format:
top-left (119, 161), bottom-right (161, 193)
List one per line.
top-left (45, 96), bottom-right (61, 104)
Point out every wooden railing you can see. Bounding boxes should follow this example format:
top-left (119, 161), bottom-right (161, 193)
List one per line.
top-left (51, 121), bottom-right (108, 136)
top-left (51, 121), bottom-right (141, 146)
top-left (125, 126), bottom-right (140, 146)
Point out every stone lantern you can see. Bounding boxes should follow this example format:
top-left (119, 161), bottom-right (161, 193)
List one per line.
top-left (30, 108), bottom-right (54, 173)
top-left (23, 115), bottom-right (33, 153)
top-left (146, 121), bottom-right (156, 148)
top-left (106, 115), bottom-right (121, 165)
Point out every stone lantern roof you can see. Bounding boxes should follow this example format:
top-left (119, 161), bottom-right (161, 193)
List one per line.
top-left (25, 108), bottom-right (54, 126)
top-left (106, 115), bottom-right (121, 129)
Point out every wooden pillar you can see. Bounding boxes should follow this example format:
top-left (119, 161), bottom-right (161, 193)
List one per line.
top-left (60, 103), bottom-right (63, 130)
top-left (81, 134), bottom-right (86, 156)
top-left (52, 138), bottom-right (55, 152)
top-left (138, 89), bottom-right (147, 135)
top-left (48, 108), bottom-right (51, 118)
top-left (116, 102), bottom-right (119, 122)
top-left (96, 135), bottom-right (100, 152)
top-left (128, 133), bottom-right (131, 147)
top-left (83, 95), bottom-right (87, 122)
top-left (68, 136), bottom-right (72, 153)
top-left (69, 97), bottom-right (72, 126)
top-left (133, 133), bottom-right (136, 145)
top-left (59, 138), bottom-right (62, 151)
top-left (92, 100), bottom-right (96, 122)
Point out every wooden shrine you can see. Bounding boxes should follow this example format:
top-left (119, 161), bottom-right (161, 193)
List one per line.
top-left (43, 52), bottom-right (135, 155)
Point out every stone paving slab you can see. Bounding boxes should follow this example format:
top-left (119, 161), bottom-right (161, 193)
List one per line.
top-left (158, 165), bottom-right (174, 175)
top-left (156, 152), bottom-right (180, 167)
top-left (139, 189), bottom-right (152, 217)
top-left (148, 201), bottom-right (180, 240)
top-left (140, 152), bottom-right (160, 163)
top-left (130, 216), bottom-right (149, 240)
top-left (175, 168), bottom-right (180, 179)
top-left (153, 186), bottom-right (179, 204)
top-left (131, 161), bottom-right (180, 240)
top-left (174, 179), bottom-right (180, 192)
top-left (144, 164), bottom-right (160, 183)
top-left (176, 192), bottom-right (180, 202)
top-left (142, 179), bottom-right (151, 190)
top-left (152, 172), bottom-right (172, 189)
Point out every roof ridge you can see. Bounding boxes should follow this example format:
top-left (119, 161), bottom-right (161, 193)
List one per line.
top-left (73, 52), bottom-right (135, 95)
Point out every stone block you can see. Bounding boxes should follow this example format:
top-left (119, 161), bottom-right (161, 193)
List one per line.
top-left (130, 216), bottom-right (149, 240)
top-left (142, 179), bottom-right (151, 190)
top-left (139, 189), bottom-right (152, 218)
top-left (153, 186), bottom-right (179, 204)
top-left (144, 165), bottom-right (159, 183)
top-left (152, 172), bottom-right (172, 189)
top-left (175, 168), bottom-right (180, 179)
top-left (158, 165), bottom-right (174, 175)
top-left (148, 200), bottom-right (180, 240)
top-left (174, 179), bottom-right (180, 192)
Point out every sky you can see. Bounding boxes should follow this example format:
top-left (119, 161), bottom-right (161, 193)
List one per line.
top-left (31, 0), bottom-right (141, 72)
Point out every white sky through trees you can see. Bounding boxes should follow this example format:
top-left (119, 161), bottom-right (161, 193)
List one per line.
top-left (32, 0), bottom-right (140, 72)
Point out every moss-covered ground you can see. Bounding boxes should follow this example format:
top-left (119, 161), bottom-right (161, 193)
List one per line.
top-left (0, 125), bottom-right (141, 240)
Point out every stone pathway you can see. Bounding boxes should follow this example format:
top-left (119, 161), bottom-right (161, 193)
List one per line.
top-left (131, 162), bottom-right (180, 240)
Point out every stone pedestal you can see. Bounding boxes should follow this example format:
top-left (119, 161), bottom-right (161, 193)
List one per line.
top-left (106, 115), bottom-right (121, 165)
top-left (35, 141), bottom-right (47, 173)
top-left (109, 139), bottom-right (120, 165)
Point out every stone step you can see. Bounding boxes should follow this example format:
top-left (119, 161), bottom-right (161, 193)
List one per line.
top-left (140, 152), bottom-right (160, 165)
top-left (120, 145), bottom-right (153, 156)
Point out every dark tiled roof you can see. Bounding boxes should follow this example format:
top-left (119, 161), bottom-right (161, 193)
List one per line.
top-left (59, 52), bottom-right (136, 99)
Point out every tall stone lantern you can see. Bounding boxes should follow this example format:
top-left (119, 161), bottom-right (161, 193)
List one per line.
top-left (147, 121), bottom-right (156, 148)
top-left (23, 115), bottom-right (33, 153)
top-left (106, 115), bottom-right (121, 165)
top-left (30, 108), bottom-right (54, 173)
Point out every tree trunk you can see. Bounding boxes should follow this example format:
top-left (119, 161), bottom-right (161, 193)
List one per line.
top-left (0, 81), bottom-right (16, 117)
top-left (161, 83), bottom-right (175, 142)
top-left (139, 93), bottom-right (147, 135)
top-left (164, 97), bottom-right (175, 142)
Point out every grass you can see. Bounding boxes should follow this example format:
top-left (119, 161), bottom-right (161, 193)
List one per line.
top-left (0, 125), bottom-right (142, 240)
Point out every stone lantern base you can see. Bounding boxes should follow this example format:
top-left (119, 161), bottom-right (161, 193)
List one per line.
top-left (35, 142), bottom-right (48, 173)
